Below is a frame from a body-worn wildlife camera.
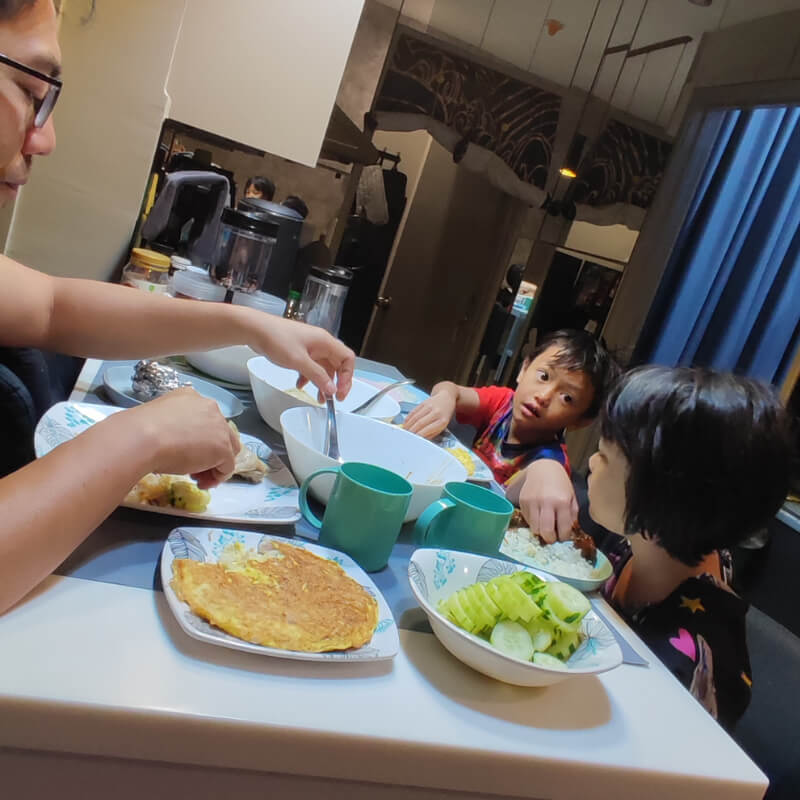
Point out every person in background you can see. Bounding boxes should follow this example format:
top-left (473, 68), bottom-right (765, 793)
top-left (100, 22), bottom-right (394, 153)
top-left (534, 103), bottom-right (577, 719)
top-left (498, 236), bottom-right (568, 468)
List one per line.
top-left (404, 329), bottom-right (619, 542)
top-left (282, 194), bottom-right (308, 219)
top-left (0, 0), bottom-right (354, 615)
top-left (498, 263), bottom-right (525, 311)
top-left (243, 174), bottom-right (275, 202)
top-left (587, 366), bottom-right (792, 729)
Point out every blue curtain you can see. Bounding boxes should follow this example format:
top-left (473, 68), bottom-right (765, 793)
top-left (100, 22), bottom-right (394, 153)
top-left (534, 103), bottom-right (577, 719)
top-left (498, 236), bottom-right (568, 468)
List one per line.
top-left (635, 106), bottom-right (800, 385)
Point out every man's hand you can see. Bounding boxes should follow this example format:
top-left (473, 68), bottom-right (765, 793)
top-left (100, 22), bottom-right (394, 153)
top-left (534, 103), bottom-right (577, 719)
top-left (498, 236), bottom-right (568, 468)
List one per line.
top-left (516, 459), bottom-right (578, 544)
top-left (122, 388), bottom-right (240, 488)
top-left (403, 390), bottom-right (457, 439)
top-left (249, 315), bottom-right (355, 401)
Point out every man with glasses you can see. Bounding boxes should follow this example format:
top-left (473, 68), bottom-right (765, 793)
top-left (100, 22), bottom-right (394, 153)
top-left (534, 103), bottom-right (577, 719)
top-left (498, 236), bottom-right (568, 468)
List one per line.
top-left (0, 0), bottom-right (355, 615)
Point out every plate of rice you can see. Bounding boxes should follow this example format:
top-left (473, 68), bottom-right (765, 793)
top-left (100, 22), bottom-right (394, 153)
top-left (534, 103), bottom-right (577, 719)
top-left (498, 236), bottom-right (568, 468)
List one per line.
top-left (500, 526), bottom-right (613, 592)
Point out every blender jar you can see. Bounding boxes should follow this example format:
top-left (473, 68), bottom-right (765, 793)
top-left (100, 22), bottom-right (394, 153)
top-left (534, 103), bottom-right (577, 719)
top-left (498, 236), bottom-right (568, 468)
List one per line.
top-left (211, 208), bottom-right (278, 293)
top-left (297, 266), bottom-right (353, 337)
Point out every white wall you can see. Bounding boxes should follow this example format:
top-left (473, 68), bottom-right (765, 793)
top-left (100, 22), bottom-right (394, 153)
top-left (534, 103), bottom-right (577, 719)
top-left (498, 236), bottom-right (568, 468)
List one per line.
top-left (167, 0), bottom-right (364, 167)
top-left (563, 221), bottom-right (638, 265)
top-left (7, 0), bottom-right (186, 280)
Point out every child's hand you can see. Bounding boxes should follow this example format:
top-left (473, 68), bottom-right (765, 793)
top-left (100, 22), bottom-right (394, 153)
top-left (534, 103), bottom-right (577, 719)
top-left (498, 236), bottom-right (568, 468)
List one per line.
top-left (518, 459), bottom-right (578, 543)
top-left (403, 392), bottom-right (456, 439)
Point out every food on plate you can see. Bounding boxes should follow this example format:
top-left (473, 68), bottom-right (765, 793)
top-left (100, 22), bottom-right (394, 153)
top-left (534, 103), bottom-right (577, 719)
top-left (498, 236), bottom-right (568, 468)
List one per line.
top-left (126, 473), bottom-right (211, 512)
top-left (227, 421), bottom-right (268, 482)
top-left (171, 540), bottom-right (379, 651)
top-left (131, 359), bottom-right (190, 400)
top-left (445, 446), bottom-right (476, 476)
top-left (283, 386), bottom-right (322, 405)
top-left (438, 571), bottom-right (590, 663)
top-left (506, 510), bottom-right (598, 573)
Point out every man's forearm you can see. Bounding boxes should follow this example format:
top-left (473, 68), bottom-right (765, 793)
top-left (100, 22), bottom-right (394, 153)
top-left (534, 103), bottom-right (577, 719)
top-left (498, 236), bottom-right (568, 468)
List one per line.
top-left (45, 276), bottom-right (260, 359)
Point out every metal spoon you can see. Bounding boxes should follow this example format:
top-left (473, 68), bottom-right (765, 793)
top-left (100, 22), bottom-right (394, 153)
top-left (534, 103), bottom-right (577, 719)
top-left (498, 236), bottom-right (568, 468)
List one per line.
top-left (324, 396), bottom-right (343, 462)
top-left (351, 378), bottom-right (416, 415)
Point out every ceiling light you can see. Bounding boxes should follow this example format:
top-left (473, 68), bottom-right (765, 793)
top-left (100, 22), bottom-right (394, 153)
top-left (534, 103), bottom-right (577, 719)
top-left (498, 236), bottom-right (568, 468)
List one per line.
top-left (559, 134), bottom-right (586, 179)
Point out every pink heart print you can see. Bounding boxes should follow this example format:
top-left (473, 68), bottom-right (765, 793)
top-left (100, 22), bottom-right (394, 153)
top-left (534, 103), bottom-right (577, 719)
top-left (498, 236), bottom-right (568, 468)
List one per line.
top-left (669, 628), bottom-right (697, 662)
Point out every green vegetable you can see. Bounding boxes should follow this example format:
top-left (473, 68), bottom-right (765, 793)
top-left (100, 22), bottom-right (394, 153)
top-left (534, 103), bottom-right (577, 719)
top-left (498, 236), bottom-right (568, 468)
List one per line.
top-left (490, 620), bottom-right (535, 661)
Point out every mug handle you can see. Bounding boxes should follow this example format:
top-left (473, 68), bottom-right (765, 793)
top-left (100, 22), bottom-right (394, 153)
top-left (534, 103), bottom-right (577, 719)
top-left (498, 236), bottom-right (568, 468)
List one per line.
top-left (413, 498), bottom-right (455, 545)
top-left (299, 466), bottom-right (341, 528)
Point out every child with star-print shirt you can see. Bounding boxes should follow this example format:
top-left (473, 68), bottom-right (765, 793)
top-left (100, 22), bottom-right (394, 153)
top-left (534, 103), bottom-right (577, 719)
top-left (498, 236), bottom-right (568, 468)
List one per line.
top-left (585, 366), bottom-right (792, 730)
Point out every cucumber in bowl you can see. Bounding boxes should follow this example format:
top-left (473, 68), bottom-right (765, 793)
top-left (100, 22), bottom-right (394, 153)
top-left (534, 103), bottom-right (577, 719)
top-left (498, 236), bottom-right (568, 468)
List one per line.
top-left (437, 571), bottom-right (591, 665)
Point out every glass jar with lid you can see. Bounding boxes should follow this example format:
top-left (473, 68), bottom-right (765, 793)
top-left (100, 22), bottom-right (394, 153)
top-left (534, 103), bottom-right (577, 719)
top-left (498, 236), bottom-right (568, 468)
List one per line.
top-left (297, 265), bottom-right (353, 337)
top-left (121, 248), bottom-right (171, 294)
top-left (211, 208), bottom-right (278, 293)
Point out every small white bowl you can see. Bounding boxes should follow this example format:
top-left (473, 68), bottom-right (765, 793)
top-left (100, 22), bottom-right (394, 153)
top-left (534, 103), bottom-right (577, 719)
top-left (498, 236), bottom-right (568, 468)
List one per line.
top-left (249, 356), bottom-right (401, 431)
top-left (408, 548), bottom-right (623, 686)
top-left (280, 406), bottom-right (467, 522)
top-left (186, 345), bottom-right (256, 386)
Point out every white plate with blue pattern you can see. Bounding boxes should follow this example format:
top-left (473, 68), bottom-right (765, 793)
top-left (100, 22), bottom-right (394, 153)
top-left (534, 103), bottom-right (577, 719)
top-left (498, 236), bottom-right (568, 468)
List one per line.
top-left (34, 402), bottom-right (301, 524)
top-left (162, 527), bottom-right (399, 661)
top-left (408, 548), bottom-right (623, 686)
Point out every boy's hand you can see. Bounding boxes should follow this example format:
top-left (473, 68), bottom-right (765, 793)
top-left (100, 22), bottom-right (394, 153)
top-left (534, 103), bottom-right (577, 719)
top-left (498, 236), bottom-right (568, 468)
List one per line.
top-left (403, 392), bottom-right (456, 439)
top-left (517, 459), bottom-right (578, 543)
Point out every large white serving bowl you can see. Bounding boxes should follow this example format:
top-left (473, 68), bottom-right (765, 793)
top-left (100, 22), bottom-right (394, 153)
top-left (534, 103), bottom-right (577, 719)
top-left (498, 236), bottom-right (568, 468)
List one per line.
top-left (408, 548), bottom-right (623, 687)
top-left (249, 356), bottom-right (401, 431)
top-left (280, 405), bottom-right (467, 522)
top-left (186, 345), bottom-right (256, 386)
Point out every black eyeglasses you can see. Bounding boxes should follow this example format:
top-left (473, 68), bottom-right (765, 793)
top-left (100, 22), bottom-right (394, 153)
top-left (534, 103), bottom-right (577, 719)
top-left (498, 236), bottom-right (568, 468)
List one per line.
top-left (0, 52), bottom-right (62, 128)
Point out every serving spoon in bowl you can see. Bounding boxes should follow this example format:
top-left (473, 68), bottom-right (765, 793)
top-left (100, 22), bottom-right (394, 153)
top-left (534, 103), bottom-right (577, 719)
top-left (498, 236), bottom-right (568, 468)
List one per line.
top-left (351, 378), bottom-right (416, 415)
top-left (324, 396), bottom-right (344, 462)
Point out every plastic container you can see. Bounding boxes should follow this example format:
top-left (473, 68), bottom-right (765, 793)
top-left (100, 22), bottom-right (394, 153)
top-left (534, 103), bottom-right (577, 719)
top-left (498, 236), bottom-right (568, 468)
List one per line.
top-left (121, 248), bottom-right (171, 294)
top-left (232, 290), bottom-right (286, 316)
top-left (297, 265), bottom-right (353, 337)
top-left (211, 207), bottom-right (278, 293)
top-left (171, 267), bottom-right (226, 302)
top-left (169, 255), bottom-right (193, 274)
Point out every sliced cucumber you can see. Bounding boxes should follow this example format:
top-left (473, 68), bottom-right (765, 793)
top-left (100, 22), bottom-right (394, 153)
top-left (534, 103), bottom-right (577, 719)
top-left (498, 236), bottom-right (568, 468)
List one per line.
top-left (527, 623), bottom-right (554, 653)
top-left (470, 582), bottom-right (502, 620)
top-left (509, 570), bottom-right (544, 594)
top-left (537, 581), bottom-right (590, 629)
top-left (488, 578), bottom-right (542, 622)
top-left (546, 629), bottom-right (582, 661)
top-left (533, 652), bottom-right (569, 671)
top-left (489, 620), bottom-right (534, 661)
top-left (445, 592), bottom-right (479, 633)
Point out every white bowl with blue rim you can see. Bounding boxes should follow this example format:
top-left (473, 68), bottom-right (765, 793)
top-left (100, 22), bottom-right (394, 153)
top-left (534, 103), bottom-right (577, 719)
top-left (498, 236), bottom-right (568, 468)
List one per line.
top-left (408, 548), bottom-right (623, 686)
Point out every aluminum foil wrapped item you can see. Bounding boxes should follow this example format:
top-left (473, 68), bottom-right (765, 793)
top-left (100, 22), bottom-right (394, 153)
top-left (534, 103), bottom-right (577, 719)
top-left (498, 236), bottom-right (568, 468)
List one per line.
top-left (131, 360), bottom-right (191, 401)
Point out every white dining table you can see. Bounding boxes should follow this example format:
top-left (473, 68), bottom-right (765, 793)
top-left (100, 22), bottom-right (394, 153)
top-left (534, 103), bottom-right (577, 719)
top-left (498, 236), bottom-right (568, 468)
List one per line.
top-left (0, 359), bottom-right (768, 800)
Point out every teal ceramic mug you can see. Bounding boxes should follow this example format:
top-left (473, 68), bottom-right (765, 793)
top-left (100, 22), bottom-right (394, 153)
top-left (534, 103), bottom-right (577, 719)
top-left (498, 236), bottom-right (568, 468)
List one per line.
top-left (414, 481), bottom-right (513, 556)
top-left (299, 462), bottom-right (412, 572)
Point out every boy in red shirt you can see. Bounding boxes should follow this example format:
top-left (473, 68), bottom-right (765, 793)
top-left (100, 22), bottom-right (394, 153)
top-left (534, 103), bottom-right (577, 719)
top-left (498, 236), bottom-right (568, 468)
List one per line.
top-left (404, 329), bottom-right (618, 542)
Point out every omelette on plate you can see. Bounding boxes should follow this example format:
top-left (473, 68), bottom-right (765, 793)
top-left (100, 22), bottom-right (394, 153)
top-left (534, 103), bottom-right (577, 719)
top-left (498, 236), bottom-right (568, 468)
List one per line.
top-left (170, 540), bottom-right (378, 652)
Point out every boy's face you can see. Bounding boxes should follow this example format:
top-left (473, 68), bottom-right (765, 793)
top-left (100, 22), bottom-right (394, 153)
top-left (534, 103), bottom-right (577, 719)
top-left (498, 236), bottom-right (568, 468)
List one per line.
top-left (0, 0), bottom-right (60, 205)
top-left (244, 185), bottom-right (263, 200)
top-left (512, 344), bottom-right (594, 440)
top-left (587, 438), bottom-right (628, 535)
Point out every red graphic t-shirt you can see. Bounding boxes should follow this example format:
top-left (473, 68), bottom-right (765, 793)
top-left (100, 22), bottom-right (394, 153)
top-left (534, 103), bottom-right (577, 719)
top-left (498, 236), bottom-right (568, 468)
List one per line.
top-left (456, 386), bottom-right (569, 486)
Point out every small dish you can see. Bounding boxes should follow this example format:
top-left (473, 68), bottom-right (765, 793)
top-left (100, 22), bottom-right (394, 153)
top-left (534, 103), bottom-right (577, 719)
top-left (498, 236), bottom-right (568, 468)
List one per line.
top-left (161, 527), bottom-right (399, 661)
top-left (499, 528), bottom-right (614, 593)
top-left (433, 431), bottom-right (493, 483)
top-left (34, 402), bottom-right (300, 524)
top-left (408, 548), bottom-right (623, 686)
top-left (103, 364), bottom-right (244, 418)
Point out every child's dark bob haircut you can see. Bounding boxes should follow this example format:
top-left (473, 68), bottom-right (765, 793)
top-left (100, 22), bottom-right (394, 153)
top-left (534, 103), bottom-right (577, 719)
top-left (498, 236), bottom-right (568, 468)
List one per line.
top-left (524, 329), bottom-right (620, 419)
top-left (601, 366), bottom-right (793, 565)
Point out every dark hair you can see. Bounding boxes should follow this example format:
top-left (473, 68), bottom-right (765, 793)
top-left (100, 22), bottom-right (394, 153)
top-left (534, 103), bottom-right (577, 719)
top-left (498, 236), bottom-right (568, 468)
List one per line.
top-left (601, 366), bottom-right (793, 565)
top-left (283, 194), bottom-right (308, 219)
top-left (244, 175), bottom-right (275, 202)
top-left (524, 329), bottom-right (620, 418)
top-left (0, 0), bottom-right (34, 18)
top-left (506, 263), bottom-right (524, 293)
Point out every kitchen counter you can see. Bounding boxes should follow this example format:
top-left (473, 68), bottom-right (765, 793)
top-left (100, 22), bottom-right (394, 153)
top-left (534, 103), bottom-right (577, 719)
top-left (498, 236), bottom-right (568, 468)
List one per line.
top-left (0, 360), bottom-right (768, 799)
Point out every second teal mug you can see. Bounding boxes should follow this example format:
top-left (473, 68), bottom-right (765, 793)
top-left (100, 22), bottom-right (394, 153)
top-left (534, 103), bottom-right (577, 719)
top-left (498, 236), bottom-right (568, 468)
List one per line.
top-left (299, 462), bottom-right (412, 572)
top-left (414, 481), bottom-right (513, 556)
